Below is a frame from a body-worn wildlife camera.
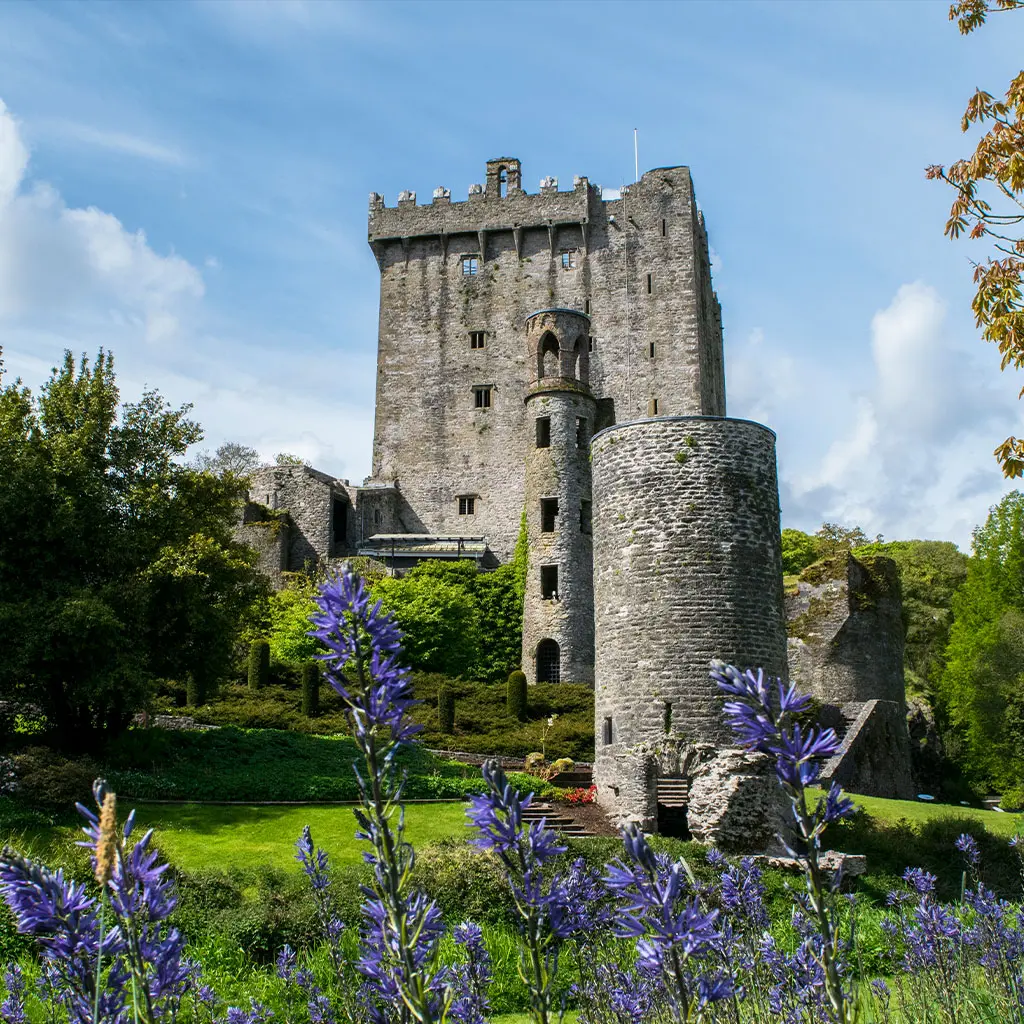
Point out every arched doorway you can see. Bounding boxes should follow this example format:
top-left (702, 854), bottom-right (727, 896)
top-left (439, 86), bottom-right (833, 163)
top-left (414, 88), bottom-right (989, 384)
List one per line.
top-left (536, 639), bottom-right (561, 683)
top-left (538, 332), bottom-right (559, 379)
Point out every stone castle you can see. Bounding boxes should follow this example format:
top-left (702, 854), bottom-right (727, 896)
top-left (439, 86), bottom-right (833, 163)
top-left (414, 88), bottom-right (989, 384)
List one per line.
top-left (241, 157), bottom-right (914, 836)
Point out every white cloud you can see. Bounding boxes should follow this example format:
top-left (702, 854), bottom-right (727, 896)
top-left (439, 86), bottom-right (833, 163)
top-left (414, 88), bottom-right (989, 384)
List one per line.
top-left (40, 119), bottom-right (188, 166)
top-left (783, 282), bottom-right (1021, 546)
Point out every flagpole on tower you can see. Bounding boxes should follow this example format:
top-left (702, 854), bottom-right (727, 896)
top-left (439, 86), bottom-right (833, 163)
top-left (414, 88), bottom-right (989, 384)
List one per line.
top-left (634, 128), bottom-right (639, 183)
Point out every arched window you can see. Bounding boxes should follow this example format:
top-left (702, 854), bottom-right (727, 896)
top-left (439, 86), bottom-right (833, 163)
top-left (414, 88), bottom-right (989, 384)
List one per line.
top-left (499, 167), bottom-right (508, 198)
top-left (536, 639), bottom-right (561, 683)
top-left (538, 332), bottom-right (559, 379)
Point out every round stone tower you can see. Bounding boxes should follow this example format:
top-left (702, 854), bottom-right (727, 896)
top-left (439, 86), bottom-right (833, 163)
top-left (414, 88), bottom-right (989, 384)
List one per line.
top-left (520, 308), bottom-right (596, 685)
top-left (590, 415), bottom-right (788, 821)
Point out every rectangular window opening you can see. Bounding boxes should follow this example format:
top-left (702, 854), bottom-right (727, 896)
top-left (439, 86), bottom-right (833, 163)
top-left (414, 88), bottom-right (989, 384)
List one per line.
top-left (646, 273), bottom-right (653, 294)
top-left (602, 716), bottom-right (613, 746)
top-left (560, 249), bottom-right (577, 270)
top-left (541, 497), bottom-right (558, 533)
top-left (458, 496), bottom-right (476, 515)
top-left (584, 299), bottom-right (591, 315)
top-left (576, 417), bottom-right (588, 449)
top-left (580, 499), bottom-right (592, 535)
top-left (535, 416), bottom-right (551, 448)
top-left (588, 336), bottom-right (595, 353)
top-left (462, 255), bottom-right (479, 276)
top-left (663, 701), bottom-right (673, 735)
top-left (661, 218), bottom-right (667, 237)
top-left (541, 564), bottom-right (559, 600)
top-left (474, 386), bottom-right (492, 409)
top-left (649, 342), bottom-right (656, 359)
top-left (469, 331), bottom-right (486, 349)
top-left (648, 398), bottom-right (660, 416)
top-left (332, 498), bottom-right (348, 545)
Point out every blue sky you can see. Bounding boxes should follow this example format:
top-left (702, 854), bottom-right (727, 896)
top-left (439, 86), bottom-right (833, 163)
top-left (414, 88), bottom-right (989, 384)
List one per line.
top-left (1, 0), bottom-right (1022, 548)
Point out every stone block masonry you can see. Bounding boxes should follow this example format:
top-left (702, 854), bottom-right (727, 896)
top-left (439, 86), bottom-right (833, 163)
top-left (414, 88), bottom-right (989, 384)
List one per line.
top-left (590, 415), bottom-right (788, 823)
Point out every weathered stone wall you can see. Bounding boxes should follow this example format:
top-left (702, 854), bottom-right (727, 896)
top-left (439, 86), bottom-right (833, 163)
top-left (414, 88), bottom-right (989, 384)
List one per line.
top-left (786, 554), bottom-right (906, 705)
top-left (235, 502), bottom-right (289, 588)
top-left (367, 159), bottom-right (726, 563)
top-left (590, 416), bottom-right (788, 819)
top-left (520, 309), bottom-right (595, 685)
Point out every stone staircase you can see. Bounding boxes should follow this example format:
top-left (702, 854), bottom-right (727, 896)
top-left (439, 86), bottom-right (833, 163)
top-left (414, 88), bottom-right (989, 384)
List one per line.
top-left (657, 776), bottom-right (690, 808)
top-left (520, 801), bottom-right (596, 838)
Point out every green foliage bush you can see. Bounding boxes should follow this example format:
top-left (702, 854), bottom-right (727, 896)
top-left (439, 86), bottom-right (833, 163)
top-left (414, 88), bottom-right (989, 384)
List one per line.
top-left (437, 684), bottom-right (455, 734)
top-left (301, 663), bottom-right (320, 718)
top-left (506, 670), bottom-right (527, 722)
top-left (248, 641), bottom-right (270, 692)
top-left (11, 747), bottom-right (100, 808)
top-left (781, 528), bottom-right (823, 575)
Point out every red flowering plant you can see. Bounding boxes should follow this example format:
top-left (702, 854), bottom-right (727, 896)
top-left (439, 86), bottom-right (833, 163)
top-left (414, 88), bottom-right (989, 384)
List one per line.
top-left (561, 785), bottom-right (597, 806)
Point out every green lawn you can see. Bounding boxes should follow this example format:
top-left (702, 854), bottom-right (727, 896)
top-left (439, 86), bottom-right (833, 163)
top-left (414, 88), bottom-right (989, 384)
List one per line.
top-left (130, 801), bottom-right (473, 871)
top-left (840, 790), bottom-right (1023, 838)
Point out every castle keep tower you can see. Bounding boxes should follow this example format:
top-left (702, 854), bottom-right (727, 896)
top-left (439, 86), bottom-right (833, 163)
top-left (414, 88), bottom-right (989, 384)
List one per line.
top-left (521, 309), bottom-right (595, 685)
top-left (365, 158), bottom-right (725, 566)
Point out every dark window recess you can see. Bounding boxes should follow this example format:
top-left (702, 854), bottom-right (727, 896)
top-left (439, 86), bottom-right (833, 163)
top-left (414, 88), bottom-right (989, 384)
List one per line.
top-left (663, 701), bottom-right (673, 735)
top-left (588, 335), bottom-right (595, 352)
top-left (536, 416), bottom-right (551, 448)
top-left (462, 256), bottom-right (479, 276)
top-left (576, 417), bottom-right (588, 449)
top-left (474, 386), bottom-right (492, 409)
top-left (373, 509), bottom-right (383, 527)
top-left (648, 398), bottom-right (660, 416)
top-left (584, 299), bottom-right (591, 315)
top-left (470, 331), bottom-right (486, 349)
top-left (602, 716), bottom-right (613, 745)
top-left (580, 500), bottom-right (592, 535)
top-left (332, 498), bottom-right (348, 544)
top-left (646, 273), bottom-right (653, 294)
top-left (541, 565), bottom-right (559, 600)
top-left (458, 496), bottom-right (476, 515)
top-left (560, 249), bottom-right (577, 270)
top-left (537, 639), bottom-right (561, 684)
top-left (541, 498), bottom-right (558, 533)
top-left (661, 218), bottom-right (667, 237)
top-left (649, 342), bottom-right (656, 359)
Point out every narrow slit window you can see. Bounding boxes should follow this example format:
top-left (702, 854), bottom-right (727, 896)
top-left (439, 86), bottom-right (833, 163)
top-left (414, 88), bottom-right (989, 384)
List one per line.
top-left (560, 249), bottom-right (577, 270)
top-left (649, 342), bottom-right (656, 359)
top-left (602, 716), bottom-right (613, 746)
top-left (663, 701), bottom-right (673, 735)
top-left (576, 417), bottom-right (588, 449)
top-left (588, 336), bottom-right (595, 353)
top-left (458, 496), bottom-right (476, 515)
top-left (646, 273), bottom-right (653, 294)
top-left (462, 255), bottom-right (479, 276)
top-left (541, 498), bottom-right (558, 533)
top-left (541, 564), bottom-right (559, 600)
top-left (580, 499), bottom-right (592, 535)
top-left (648, 398), bottom-right (660, 416)
top-left (661, 218), bottom-right (667, 237)
top-left (474, 386), bottom-right (492, 409)
top-left (469, 331), bottom-right (486, 349)
top-left (535, 416), bottom-right (551, 448)
top-left (584, 299), bottom-right (591, 315)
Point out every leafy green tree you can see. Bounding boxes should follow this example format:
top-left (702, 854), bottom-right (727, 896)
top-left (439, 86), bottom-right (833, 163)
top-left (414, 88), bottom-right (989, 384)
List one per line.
top-left (938, 492), bottom-right (1024, 791)
top-left (815, 522), bottom-right (874, 560)
top-left (267, 574), bottom-right (323, 666)
top-left (781, 529), bottom-right (823, 575)
top-left (928, 0), bottom-right (1024, 476)
top-left (0, 349), bottom-right (266, 748)
top-left (190, 441), bottom-right (262, 478)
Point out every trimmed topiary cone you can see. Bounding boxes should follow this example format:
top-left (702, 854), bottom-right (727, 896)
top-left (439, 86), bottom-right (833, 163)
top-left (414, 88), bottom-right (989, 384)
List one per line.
top-left (438, 684), bottom-right (455, 734)
top-left (248, 640), bottom-right (270, 692)
top-left (507, 669), bottom-right (527, 722)
top-left (301, 662), bottom-right (320, 718)
top-left (186, 672), bottom-right (205, 707)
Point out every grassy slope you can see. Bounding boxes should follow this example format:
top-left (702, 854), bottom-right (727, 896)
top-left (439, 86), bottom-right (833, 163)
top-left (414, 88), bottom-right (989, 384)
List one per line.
top-left (843, 790), bottom-right (1021, 837)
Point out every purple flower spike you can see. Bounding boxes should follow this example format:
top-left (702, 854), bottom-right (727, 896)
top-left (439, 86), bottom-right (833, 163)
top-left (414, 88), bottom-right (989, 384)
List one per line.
top-left (955, 833), bottom-right (981, 868)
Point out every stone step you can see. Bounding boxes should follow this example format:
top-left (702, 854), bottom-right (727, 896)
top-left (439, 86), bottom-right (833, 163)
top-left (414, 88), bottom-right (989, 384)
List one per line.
top-left (656, 778), bottom-right (690, 809)
top-left (520, 803), bottom-right (596, 837)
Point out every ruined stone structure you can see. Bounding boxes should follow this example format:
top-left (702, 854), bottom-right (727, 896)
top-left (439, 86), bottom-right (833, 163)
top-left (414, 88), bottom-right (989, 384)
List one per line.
top-left (786, 554), bottom-right (915, 799)
top-left (590, 416), bottom-right (790, 833)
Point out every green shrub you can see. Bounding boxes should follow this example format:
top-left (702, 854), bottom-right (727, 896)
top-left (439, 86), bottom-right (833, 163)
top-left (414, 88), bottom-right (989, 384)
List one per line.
top-left (301, 663), bottom-right (320, 718)
top-left (438, 684), bottom-right (455, 734)
top-left (11, 747), bottom-right (100, 808)
top-left (1000, 784), bottom-right (1024, 811)
top-left (524, 752), bottom-right (545, 773)
top-left (186, 673), bottom-right (205, 707)
top-left (507, 670), bottom-right (527, 722)
top-left (248, 641), bottom-right (270, 692)
top-left (550, 757), bottom-right (575, 775)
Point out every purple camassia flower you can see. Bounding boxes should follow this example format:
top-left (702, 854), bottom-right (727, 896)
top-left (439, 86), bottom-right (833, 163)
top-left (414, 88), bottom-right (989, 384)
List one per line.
top-left (0, 964), bottom-right (26, 1024)
top-left (605, 824), bottom-right (731, 1019)
top-left (576, 964), bottom-right (658, 1024)
top-left (955, 832), bottom-right (981, 868)
top-left (448, 923), bottom-right (492, 1024)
